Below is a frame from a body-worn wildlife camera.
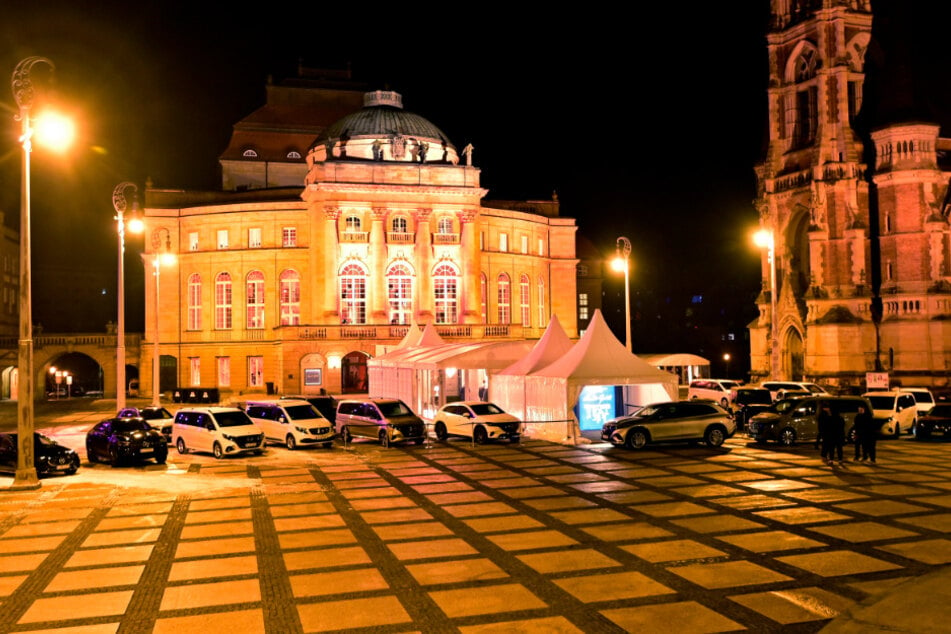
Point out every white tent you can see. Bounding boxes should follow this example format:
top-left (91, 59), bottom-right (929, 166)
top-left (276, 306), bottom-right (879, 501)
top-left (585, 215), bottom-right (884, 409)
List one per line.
top-left (367, 322), bottom-right (446, 406)
top-left (641, 353), bottom-right (710, 387)
top-left (523, 310), bottom-right (678, 444)
top-left (493, 314), bottom-right (574, 421)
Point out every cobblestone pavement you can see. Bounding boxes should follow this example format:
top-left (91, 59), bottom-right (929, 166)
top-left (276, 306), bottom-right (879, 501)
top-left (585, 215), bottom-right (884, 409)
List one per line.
top-left (2, 411), bottom-right (951, 633)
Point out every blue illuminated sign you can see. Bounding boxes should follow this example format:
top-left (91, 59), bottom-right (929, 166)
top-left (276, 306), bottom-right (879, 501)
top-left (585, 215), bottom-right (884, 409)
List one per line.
top-left (576, 385), bottom-right (618, 430)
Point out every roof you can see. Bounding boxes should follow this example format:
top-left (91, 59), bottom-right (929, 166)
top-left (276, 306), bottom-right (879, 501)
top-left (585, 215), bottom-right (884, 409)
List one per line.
top-left (498, 314), bottom-right (574, 375)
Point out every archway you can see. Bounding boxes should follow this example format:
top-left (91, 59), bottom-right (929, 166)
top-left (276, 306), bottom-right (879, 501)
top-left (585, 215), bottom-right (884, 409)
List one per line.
top-left (44, 352), bottom-right (104, 398)
top-left (341, 351), bottom-right (369, 394)
top-left (299, 353), bottom-right (327, 395)
top-left (783, 328), bottom-right (805, 381)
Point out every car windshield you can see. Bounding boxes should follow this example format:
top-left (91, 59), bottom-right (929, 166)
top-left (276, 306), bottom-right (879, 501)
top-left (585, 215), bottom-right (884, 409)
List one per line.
top-left (377, 401), bottom-right (413, 417)
top-left (633, 404), bottom-right (663, 418)
top-left (928, 404), bottom-right (951, 417)
top-left (911, 391), bottom-right (934, 404)
top-left (284, 404), bottom-right (323, 420)
top-left (769, 399), bottom-right (803, 414)
top-left (469, 403), bottom-right (504, 416)
top-left (113, 419), bottom-right (152, 432)
top-left (214, 411), bottom-right (254, 427)
top-left (141, 408), bottom-right (172, 420)
top-left (867, 395), bottom-right (896, 410)
top-left (738, 391), bottom-right (772, 405)
top-left (804, 384), bottom-right (825, 393)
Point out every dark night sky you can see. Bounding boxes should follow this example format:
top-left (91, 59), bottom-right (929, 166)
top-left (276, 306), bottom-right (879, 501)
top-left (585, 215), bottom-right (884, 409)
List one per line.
top-left (0, 2), bottom-right (947, 338)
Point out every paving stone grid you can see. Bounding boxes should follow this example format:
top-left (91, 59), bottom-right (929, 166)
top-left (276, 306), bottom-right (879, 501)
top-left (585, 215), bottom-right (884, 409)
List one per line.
top-left (3, 436), bottom-right (951, 633)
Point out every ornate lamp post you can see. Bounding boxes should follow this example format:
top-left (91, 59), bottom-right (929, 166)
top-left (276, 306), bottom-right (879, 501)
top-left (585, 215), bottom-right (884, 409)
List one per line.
top-left (611, 237), bottom-right (632, 352)
top-left (150, 229), bottom-right (175, 407)
top-left (113, 182), bottom-right (142, 411)
top-left (754, 228), bottom-right (779, 379)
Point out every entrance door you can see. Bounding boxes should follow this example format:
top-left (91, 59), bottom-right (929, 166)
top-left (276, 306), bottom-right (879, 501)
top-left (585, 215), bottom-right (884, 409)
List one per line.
top-left (341, 351), bottom-right (369, 394)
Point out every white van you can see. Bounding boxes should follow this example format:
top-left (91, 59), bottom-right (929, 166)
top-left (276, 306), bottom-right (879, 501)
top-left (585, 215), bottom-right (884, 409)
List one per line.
top-left (172, 407), bottom-right (265, 459)
top-left (687, 379), bottom-right (741, 408)
top-left (862, 391), bottom-right (918, 437)
top-left (243, 399), bottom-right (335, 450)
top-left (761, 381), bottom-right (830, 401)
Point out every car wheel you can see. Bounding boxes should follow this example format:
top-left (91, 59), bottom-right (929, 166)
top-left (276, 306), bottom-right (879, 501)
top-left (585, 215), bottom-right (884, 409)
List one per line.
top-left (323, 441), bottom-right (333, 449)
top-left (893, 423), bottom-right (901, 438)
top-left (286, 435), bottom-right (297, 450)
top-left (66, 455), bottom-right (80, 475)
top-left (473, 426), bottom-right (488, 445)
top-left (213, 442), bottom-right (224, 459)
top-left (909, 419), bottom-right (916, 436)
top-left (176, 438), bottom-right (188, 454)
top-left (435, 421), bottom-right (448, 441)
top-left (625, 429), bottom-right (648, 449)
top-left (86, 443), bottom-right (97, 463)
top-left (704, 425), bottom-right (726, 448)
top-left (379, 430), bottom-right (390, 448)
top-left (779, 427), bottom-right (797, 446)
top-left (917, 428), bottom-right (931, 441)
top-left (414, 437), bottom-right (425, 445)
top-left (109, 444), bottom-right (121, 466)
top-left (155, 450), bottom-right (167, 465)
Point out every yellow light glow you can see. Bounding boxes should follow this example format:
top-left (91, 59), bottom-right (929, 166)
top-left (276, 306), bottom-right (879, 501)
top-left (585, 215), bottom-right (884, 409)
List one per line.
top-left (159, 252), bottom-right (176, 266)
top-left (33, 111), bottom-right (75, 152)
top-left (611, 257), bottom-right (627, 272)
top-left (445, 367), bottom-right (457, 379)
top-left (753, 229), bottom-right (774, 250)
top-left (127, 217), bottom-right (145, 234)
top-left (328, 355), bottom-right (342, 369)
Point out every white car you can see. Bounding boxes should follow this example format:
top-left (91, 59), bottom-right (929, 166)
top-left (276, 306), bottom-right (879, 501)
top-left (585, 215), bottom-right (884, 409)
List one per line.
top-left (243, 399), bottom-right (335, 449)
top-left (687, 379), bottom-right (741, 408)
top-left (900, 387), bottom-right (935, 416)
top-left (761, 381), bottom-right (830, 402)
top-left (172, 407), bottom-right (265, 459)
top-left (433, 401), bottom-right (521, 444)
top-left (862, 391), bottom-right (918, 437)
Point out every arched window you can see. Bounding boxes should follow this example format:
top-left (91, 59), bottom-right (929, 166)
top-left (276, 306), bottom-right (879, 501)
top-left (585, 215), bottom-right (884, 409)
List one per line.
top-left (340, 262), bottom-right (367, 324)
top-left (286, 150), bottom-right (302, 159)
top-left (187, 274), bottom-right (201, 330)
top-left (480, 273), bottom-right (487, 324)
top-left (434, 263), bottom-right (458, 323)
top-left (345, 216), bottom-right (362, 231)
top-left (391, 216), bottom-right (408, 233)
top-left (387, 263), bottom-right (413, 325)
top-left (497, 273), bottom-right (511, 324)
top-left (520, 274), bottom-right (531, 326)
top-left (215, 272), bottom-right (232, 330)
top-left (537, 277), bottom-right (546, 327)
top-left (246, 271), bottom-right (265, 329)
top-left (280, 270), bottom-right (300, 326)
top-left (242, 149), bottom-right (258, 158)
top-left (437, 217), bottom-right (453, 234)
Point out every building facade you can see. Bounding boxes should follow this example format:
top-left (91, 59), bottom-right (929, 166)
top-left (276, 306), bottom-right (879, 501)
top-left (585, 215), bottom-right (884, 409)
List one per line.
top-left (141, 86), bottom-right (578, 400)
top-left (751, 0), bottom-right (951, 390)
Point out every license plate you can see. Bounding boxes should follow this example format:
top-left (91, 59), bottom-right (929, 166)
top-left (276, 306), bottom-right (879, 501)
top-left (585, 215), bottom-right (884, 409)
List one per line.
top-left (140, 447), bottom-right (153, 453)
top-left (56, 463), bottom-right (72, 470)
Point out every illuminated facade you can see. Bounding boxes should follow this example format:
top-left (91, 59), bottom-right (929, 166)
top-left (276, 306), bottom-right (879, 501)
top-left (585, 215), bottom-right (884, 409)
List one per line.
top-left (752, 1), bottom-right (951, 389)
top-left (142, 86), bottom-right (577, 399)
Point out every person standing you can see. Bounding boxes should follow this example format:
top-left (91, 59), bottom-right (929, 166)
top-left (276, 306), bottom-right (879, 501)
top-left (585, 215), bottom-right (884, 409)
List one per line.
top-left (816, 403), bottom-right (832, 464)
top-left (817, 403), bottom-right (845, 465)
top-left (854, 403), bottom-right (877, 463)
top-left (829, 406), bottom-right (846, 464)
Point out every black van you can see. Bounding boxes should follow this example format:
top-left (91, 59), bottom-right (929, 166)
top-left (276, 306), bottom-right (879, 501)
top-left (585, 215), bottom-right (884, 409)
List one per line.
top-left (746, 396), bottom-right (872, 446)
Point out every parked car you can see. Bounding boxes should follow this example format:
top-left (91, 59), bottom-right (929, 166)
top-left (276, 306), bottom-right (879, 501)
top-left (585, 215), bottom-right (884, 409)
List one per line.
top-left (730, 387), bottom-right (773, 430)
top-left (915, 403), bottom-right (951, 440)
top-left (0, 432), bottom-right (80, 476)
top-left (86, 417), bottom-right (168, 465)
top-left (243, 399), bottom-right (335, 449)
top-left (899, 387), bottom-right (936, 427)
top-left (687, 379), bottom-right (741, 408)
top-left (601, 400), bottom-right (736, 450)
top-left (433, 401), bottom-right (521, 444)
top-left (747, 395), bottom-right (871, 445)
top-left (761, 381), bottom-right (829, 401)
top-left (281, 394), bottom-right (338, 423)
top-left (863, 391), bottom-right (918, 437)
top-left (172, 407), bottom-right (265, 459)
top-left (118, 406), bottom-right (174, 443)
top-left (335, 398), bottom-right (426, 447)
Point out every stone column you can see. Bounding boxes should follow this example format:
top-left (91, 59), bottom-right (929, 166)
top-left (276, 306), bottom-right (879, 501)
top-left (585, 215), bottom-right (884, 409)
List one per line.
top-left (414, 208), bottom-right (433, 322)
top-left (323, 206), bottom-right (340, 320)
top-left (370, 207), bottom-right (388, 321)
top-left (459, 207), bottom-right (481, 323)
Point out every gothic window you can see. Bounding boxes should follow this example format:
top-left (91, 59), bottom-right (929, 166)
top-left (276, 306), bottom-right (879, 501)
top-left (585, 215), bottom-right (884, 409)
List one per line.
top-left (340, 263), bottom-right (367, 324)
top-left (433, 263), bottom-right (458, 324)
top-left (215, 272), bottom-right (232, 330)
top-left (246, 271), bottom-right (265, 329)
top-left (387, 263), bottom-right (413, 325)
top-left (497, 273), bottom-right (511, 324)
top-left (187, 274), bottom-right (202, 331)
top-left (790, 46), bottom-right (818, 149)
top-left (280, 270), bottom-right (301, 326)
top-left (520, 274), bottom-right (531, 326)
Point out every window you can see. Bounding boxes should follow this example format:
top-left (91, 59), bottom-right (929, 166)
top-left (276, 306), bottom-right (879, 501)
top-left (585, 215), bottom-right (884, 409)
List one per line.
top-left (480, 231), bottom-right (485, 250)
top-left (282, 227), bottom-right (297, 247)
top-left (215, 272), bottom-right (232, 329)
top-left (187, 274), bottom-right (202, 330)
top-left (497, 273), bottom-right (511, 324)
top-left (189, 357), bottom-right (200, 386)
top-left (577, 264), bottom-right (589, 277)
top-left (387, 263), bottom-right (413, 325)
top-left (246, 271), bottom-right (265, 329)
top-left (280, 270), bottom-right (300, 326)
top-left (340, 262), bottom-right (367, 324)
top-left (579, 292), bottom-right (589, 321)
top-left (538, 238), bottom-right (544, 256)
top-left (248, 356), bottom-right (263, 388)
top-left (499, 232), bottom-right (508, 252)
top-left (437, 217), bottom-right (453, 234)
top-left (286, 150), bottom-right (301, 159)
top-left (520, 274), bottom-right (530, 326)
top-left (391, 217), bottom-right (408, 233)
top-left (189, 232), bottom-right (199, 252)
top-left (217, 229), bottom-right (229, 249)
top-left (520, 235), bottom-right (528, 254)
top-left (480, 273), bottom-right (487, 323)
top-left (537, 277), bottom-right (546, 327)
top-left (345, 216), bottom-right (362, 231)
top-left (217, 357), bottom-right (230, 387)
top-left (248, 227), bottom-right (262, 248)
top-left (242, 149), bottom-right (258, 158)
top-left (433, 263), bottom-right (458, 323)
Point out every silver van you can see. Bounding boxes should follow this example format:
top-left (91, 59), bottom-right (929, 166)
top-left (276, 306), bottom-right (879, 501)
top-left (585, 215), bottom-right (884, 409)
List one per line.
top-left (336, 398), bottom-right (426, 447)
top-left (746, 396), bottom-right (871, 446)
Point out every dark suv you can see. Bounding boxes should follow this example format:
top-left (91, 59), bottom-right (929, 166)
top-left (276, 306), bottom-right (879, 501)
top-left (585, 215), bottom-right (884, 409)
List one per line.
top-left (731, 387), bottom-right (774, 431)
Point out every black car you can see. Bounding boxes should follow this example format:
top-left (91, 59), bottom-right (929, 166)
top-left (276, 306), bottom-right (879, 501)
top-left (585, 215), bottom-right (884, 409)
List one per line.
top-left (0, 432), bottom-right (80, 476)
top-left (281, 394), bottom-right (338, 424)
top-left (916, 403), bottom-right (951, 440)
top-left (86, 417), bottom-right (168, 465)
top-left (118, 406), bottom-right (174, 443)
top-left (731, 387), bottom-right (774, 430)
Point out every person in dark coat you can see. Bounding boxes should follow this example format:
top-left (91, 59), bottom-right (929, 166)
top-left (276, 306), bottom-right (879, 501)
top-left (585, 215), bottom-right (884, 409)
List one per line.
top-left (853, 403), bottom-right (877, 463)
top-left (817, 403), bottom-right (845, 464)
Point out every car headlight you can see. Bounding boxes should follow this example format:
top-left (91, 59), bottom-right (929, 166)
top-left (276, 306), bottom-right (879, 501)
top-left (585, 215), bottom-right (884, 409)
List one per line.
top-left (223, 434), bottom-right (235, 441)
top-left (117, 438), bottom-right (131, 446)
top-left (295, 426), bottom-right (308, 433)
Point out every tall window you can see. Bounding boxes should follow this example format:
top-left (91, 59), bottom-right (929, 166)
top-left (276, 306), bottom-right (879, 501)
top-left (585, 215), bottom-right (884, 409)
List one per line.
top-left (217, 229), bottom-right (229, 249)
top-left (248, 227), bottom-right (262, 248)
top-left (520, 235), bottom-right (529, 254)
top-left (519, 274), bottom-right (531, 326)
top-left (340, 263), bottom-right (367, 324)
top-left (387, 263), bottom-right (413, 325)
top-left (433, 263), bottom-right (458, 323)
top-left (497, 273), bottom-right (511, 324)
top-left (217, 357), bottom-right (231, 387)
top-left (499, 233), bottom-right (508, 252)
top-left (480, 273), bottom-right (487, 323)
top-left (189, 357), bottom-right (200, 386)
top-left (280, 270), bottom-right (300, 326)
top-left (391, 217), bottom-right (408, 233)
top-left (437, 217), bottom-right (453, 234)
top-left (537, 277), bottom-right (546, 327)
top-left (189, 232), bottom-right (199, 251)
top-left (345, 216), bottom-right (362, 231)
top-left (246, 271), bottom-right (265, 329)
top-left (248, 356), bottom-right (263, 388)
top-left (282, 227), bottom-right (297, 247)
top-left (579, 292), bottom-right (589, 320)
top-left (187, 274), bottom-right (202, 330)
top-left (215, 272), bottom-right (232, 329)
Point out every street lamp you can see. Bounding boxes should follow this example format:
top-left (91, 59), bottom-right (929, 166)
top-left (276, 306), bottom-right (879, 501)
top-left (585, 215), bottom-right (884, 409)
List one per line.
top-left (113, 182), bottom-right (143, 411)
top-left (149, 229), bottom-right (175, 407)
top-left (611, 236), bottom-right (632, 352)
top-left (723, 353), bottom-right (731, 379)
top-left (11, 56), bottom-right (72, 489)
top-left (753, 228), bottom-right (779, 379)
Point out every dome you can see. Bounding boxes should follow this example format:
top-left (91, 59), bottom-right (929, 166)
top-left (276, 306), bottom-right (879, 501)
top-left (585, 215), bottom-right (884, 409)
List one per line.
top-left (308, 90), bottom-right (459, 164)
